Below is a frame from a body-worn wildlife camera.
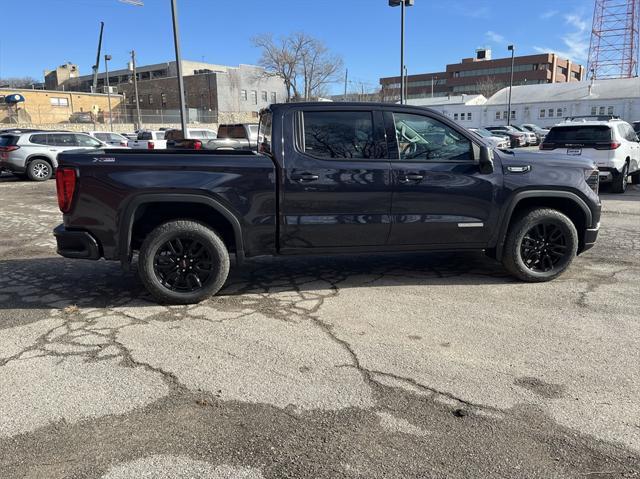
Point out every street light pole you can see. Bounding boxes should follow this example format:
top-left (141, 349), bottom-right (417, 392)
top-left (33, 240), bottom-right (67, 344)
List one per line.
top-left (507, 44), bottom-right (515, 126)
top-left (130, 50), bottom-right (142, 130)
top-left (400, 0), bottom-right (405, 104)
top-left (389, 0), bottom-right (414, 105)
top-left (104, 54), bottom-right (113, 131)
top-left (171, 0), bottom-right (189, 138)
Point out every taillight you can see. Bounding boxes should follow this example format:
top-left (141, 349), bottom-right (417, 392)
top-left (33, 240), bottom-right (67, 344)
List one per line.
top-left (193, 140), bottom-right (202, 150)
top-left (120, 141), bottom-right (127, 147)
top-left (0, 145), bottom-right (20, 152)
top-left (594, 142), bottom-right (620, 150)
top-left (148, 141), bottom-right (155, 150)
top-left (539, 143), bottom-right (555, 150)
top-left (56, 168), bottom-right (76, 213)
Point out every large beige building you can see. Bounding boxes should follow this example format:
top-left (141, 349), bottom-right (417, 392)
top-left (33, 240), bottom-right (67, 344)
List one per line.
top-left (0, 88), bottom-right (123, 125)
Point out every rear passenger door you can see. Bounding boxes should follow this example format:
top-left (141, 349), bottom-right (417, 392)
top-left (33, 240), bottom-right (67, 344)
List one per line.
top-left (280, 109), bottom-right (392, 250)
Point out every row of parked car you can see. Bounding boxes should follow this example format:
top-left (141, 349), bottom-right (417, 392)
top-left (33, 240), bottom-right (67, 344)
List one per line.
top-left (469, 124), bottom-right (549, 149)
top-left (0, 123), bottom-right (258, 181)
top-left (470, 116), bottom-right (640, 193)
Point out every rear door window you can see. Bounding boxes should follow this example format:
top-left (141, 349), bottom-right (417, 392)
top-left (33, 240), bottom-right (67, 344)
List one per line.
top-left (49, 133), bottom-right (78, 147)
top-left (302, 111), bottom-right (376, 159)
top-left (545, 126), bottom-right (612, 144)
top-left (29, 134), bottom-right (50, 145)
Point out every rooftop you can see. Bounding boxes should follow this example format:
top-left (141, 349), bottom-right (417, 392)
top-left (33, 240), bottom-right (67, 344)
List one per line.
top-left (485, 78), bottom-right (640, 105)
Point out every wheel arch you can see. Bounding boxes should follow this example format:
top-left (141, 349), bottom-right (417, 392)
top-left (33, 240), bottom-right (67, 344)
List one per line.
top-left (26, 154), bottom-right (55, 169)
top-left (119, 194), bottom-right (245, 267)
top-left (495, 190), bottom-right (593, 260)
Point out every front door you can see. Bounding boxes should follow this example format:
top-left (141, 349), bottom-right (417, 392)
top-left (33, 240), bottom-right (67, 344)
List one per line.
top-left (280, 109), bottom-right (392, 251)
top-left (386, 111), bottom-right (502, 247)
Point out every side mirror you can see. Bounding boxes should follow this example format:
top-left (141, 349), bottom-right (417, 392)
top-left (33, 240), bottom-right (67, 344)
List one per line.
top-left (478, 145), bottom-right (494, 174)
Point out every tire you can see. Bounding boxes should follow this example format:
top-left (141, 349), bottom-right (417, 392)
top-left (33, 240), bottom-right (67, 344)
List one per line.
top-left (611, 163), bottom-right (629, 194)
top-left (502, 208), bottom-right (578, 282)
top-left (138, 220), bottom-right (230, 304)
top-left (26, 159), bottom-right (53, 181)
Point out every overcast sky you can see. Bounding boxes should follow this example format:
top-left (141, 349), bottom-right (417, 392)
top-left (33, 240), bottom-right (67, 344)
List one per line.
top-left (0, 0), bottom-right (592, 92)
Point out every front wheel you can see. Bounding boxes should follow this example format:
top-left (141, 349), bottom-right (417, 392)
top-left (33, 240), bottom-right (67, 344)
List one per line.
top-left (502, 208), bottom-right (578, 282)
top-left (138, 220), bottom-right (230, 304)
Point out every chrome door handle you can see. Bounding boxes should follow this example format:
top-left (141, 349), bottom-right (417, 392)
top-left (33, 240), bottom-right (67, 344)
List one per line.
top-left (398, 173), bottom-right (424, 183)
top-left (291, 173), bottom-right (319, 182)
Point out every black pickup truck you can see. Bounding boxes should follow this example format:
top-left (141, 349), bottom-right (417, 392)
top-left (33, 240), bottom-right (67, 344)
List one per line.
top-left (54, 102), bottom-right (601, 304)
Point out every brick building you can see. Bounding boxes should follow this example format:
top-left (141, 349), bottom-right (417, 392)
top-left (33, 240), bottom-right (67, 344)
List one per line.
top-left (380, 50), bottom-right (585, 102)
top-left (0, 88), bottom-right (123, 125)
top-left (46, 60), bottom-right (286, 123)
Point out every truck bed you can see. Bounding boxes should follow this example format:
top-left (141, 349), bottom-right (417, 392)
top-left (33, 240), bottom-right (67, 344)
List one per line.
top-left (57, 149), bottom-right (278, 261)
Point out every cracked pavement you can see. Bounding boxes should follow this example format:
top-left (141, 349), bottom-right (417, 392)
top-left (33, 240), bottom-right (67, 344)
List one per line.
top-left (0, 172), bottom-right (639, 478)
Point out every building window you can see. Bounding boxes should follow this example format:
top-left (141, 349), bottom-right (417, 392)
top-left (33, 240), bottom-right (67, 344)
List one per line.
top-left (161, 93), bottom-right (167, 107)
top-left (261, 91), bottom-right (268, 102)
top-left (467, 112), bottom-right (472, 121)
top-left (511, 111), bottom-right (516, 120)
top-left (548, 109), bottom-right (554, 118)
top-left (495, 111), bottom-right (501, 120)
top-left (139, 96), bottom-right (144, 104)
top-left (591, 106), bottom-right (597, 115)
top-left (599, 106), bottom-right (605, 115)
top-left (461, 113), bottom-right (466, 120)
top-left (251, 90), bottom-right (257, 105)
top-left (148, 94), bottom-right (153, 105)
top-left (607, 106), bottom-right (614, 115)
top-left (454, 113), bottom-right (459, 120)
top-left (503, 111), bottom-right (508, 120)
top-left (241, 90), bottom-right (247, 101)
top-left (50, 97), bottom-right (69, 107)
top-left (556, 108), bottom-right (562, 118)
top-left (271, 92), bottom-right (277, 103)
top-left (539, 109), bottom-right (546, 118)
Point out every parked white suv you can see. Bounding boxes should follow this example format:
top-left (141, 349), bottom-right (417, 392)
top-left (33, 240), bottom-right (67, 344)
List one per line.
top-left (0, 131), bottom-right (107, 181)
top-left (539, 118), bottom-right (640, 193)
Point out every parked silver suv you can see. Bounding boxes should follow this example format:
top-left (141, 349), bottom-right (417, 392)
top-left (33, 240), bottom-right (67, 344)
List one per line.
top-left (0, 131), bottom-right (106, 181)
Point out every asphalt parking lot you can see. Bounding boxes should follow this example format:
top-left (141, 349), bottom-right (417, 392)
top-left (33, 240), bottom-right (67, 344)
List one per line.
top-left (0, 172), bottom-right (639, 478)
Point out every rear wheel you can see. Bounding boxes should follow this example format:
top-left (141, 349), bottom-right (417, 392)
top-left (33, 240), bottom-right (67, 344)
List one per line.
top-left (138, 220), bottom-right (230, 304)
top-left (611, 163), bottom-right (629, 193)
top-left (502, 208), bottom-right (578, 282)
top-left (27, 159), bottom-right (52, 181)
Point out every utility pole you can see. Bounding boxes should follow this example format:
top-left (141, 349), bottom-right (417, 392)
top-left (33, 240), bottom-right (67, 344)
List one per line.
top-left (104, 54), bottom-right (113, 131)
top-left (171, 0), bottom-right (189, 138)
top-left (507, 44), bottom-right (515, 126)
top-left (92, 22), bottom-right (105, 93)
top-left (344, 69), bottom-right (348, 101)
top-left (130, 50), bottom-right (142, 130)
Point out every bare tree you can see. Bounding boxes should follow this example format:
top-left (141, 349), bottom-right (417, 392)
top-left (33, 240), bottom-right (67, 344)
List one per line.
top-left (253, 32), bottom-right (343, 102)
top-left (474, 76), bottom-right (500, 98)
top-left (0, 76), bottom-right (39, 88)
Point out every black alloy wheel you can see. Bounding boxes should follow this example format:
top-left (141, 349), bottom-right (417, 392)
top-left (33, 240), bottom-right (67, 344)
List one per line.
top-left (520, 222), bottom-right (567, 273)
top-left (153, 237), bottom-right (214, 292)
top-left (502, 208), bottom-right (578, 282)
top-left (138, 220), bottom-right (230, 304)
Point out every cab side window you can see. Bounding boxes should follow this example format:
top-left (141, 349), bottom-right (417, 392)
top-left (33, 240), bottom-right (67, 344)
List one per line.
top-left (393, 113), bottom-right (472, 162)
top-left (302, 111), bottom-right (376, 159)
